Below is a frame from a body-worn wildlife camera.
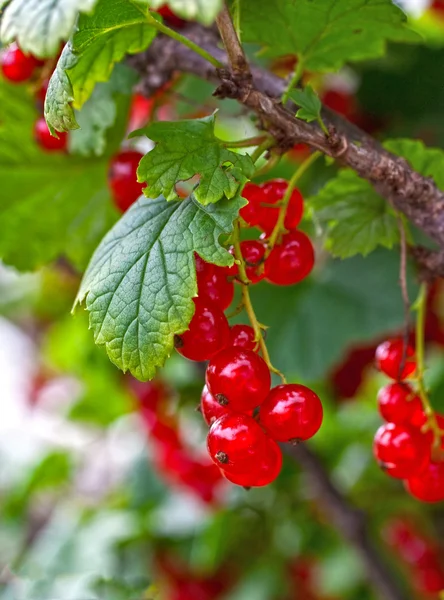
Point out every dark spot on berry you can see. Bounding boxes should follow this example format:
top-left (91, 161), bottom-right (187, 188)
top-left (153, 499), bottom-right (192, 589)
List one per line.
top-left (215, 393), bottom-right (229, 406)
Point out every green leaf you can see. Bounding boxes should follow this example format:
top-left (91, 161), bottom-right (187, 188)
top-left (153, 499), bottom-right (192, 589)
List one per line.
top-left (45, 0), bottom-right (157, 133)
top-left (310, 169), bottom-right (399, 258)
top-left (135, 115), bottom-right (255, 205)
top-left (250, 250), bottom-right (418, 381)
top-left (0, 0), bottom-right (98, 57)
top-left (75, 194), bottom-right (244, 380)
top-left (240, 0), bottom-right (419, 72)
top-left (291, 85), bottom-right (322, 123)
top-left (136, 0), bottom-right (222, 25)
top-left (385, 138), bottom-right (444, 189)
top-left (0, 78), bottom-right (117, 271)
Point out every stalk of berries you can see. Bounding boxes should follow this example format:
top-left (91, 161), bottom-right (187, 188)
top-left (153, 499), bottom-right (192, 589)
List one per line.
top-left (173, 150), bottom-right (324, 488)
top-left (373, 283), bottom-right (444, 503)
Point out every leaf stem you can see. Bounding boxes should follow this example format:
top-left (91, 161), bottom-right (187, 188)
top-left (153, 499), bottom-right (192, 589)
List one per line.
top-left (251, 137), bottom-right (275, 164)
top-left (224, 135), bottom-right (268, 148)
top-left (281, 56), bottom-right (304, 105)
top-left (232, 219), bottom-right (286, 382)
top-left (145, 12), bottom-right (223, 68)
top-left (317, 116), bottom-right (329, 136)
top-left (265, 151), bottom-right (321, 256)
top-left (414, 282), bottom-right (443, 458)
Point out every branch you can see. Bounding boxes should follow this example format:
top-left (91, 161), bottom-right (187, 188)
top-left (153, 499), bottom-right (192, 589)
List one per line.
top-left (129, 26), bottom-right (444, 274)
top-left (284, 443), bottom-right (413, 600)
top-left (215, 3), bottom-right (251, 78)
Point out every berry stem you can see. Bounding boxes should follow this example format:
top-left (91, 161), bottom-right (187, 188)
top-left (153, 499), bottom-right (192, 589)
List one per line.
top-left (224, 135), bottom-right (269, 148)
top-left (232, 219), bottom-right (286, 383)
top-left (144, 12), bottom-right (223, 68)
top-left (281, 55), bottom-right (304, 105)
top-left (250, 137), bottom-right (275, 163)
top-left (265, 150), bottom-right (321, 257)
top-left (414, 282), bottom-right (443, 458)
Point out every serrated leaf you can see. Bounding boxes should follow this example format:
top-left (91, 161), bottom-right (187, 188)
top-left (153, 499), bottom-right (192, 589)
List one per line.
top-left (0, 0), bottom-right (98, 57)
top-left (291, 85), bottom-right (322, 123)
top-left (45, 0), bottom-right (156, 133)
top-left (75, 194), bottom-right (244, 380)
top-left (135, 115), bottom-right (255, 205)
top-left (136, 0), bottom-right (222, 25)
top-left (241, 0), bottom-right (419, 72)
top-left (385, 138), bottom-right (444, 189)
top-left (310, 170), bottom-right (399, 258)
top-left (0, 78), bottom-right (117, 271)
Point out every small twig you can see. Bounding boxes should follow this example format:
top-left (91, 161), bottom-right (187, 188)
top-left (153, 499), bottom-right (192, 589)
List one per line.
top-left (397, 216), bottom-right (411, 380)
top-left (216, 2), bottom-right (251, 77)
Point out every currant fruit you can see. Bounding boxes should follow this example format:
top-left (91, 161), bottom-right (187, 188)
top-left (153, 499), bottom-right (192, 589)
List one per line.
top-left (322, 89), bottom-right (357, 120)
top-left (264, 230), bottom-right (314, 285)
top-left (206, 348), bottom-right (271, 412)
top-left (195, 254), bottom-right (234, 310)
top-left (200, 385), bottom-right (231, 426)
top-left (259, 384), bottom-right (323, 442)
top-left (240, 182), bottom-right (263, 227)
top-left (257, 179), bottom-right (304, 235)
top-left (230, 240), bottom-right (266, 284)
top-left (207, 413), bottom-right (270, 474)
top-left (175, 296), bottom-right (230, 362)
top-left (377, 383), bottom-right (423, 425)
top-left (229, 324), bottom-right (257, 352)
top-left (221, 438), bottom-right (283, 487)
top-left (34, 117), bottom-right (68, 152)
top-left (1, 43), bottom-right (41, 83)
top-left (108, 150), bottom-right (145, 212)
top-left (375, 338), bottom-right (416, 380)
top-left (405, 460), bottom-right (444, 502)
top-left (373, 423), bottom-right (429, 479)
top-left (156, 5), bottom-right (187, 28)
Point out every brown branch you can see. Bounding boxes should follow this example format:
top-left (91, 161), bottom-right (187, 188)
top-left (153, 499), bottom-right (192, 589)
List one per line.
top-left (284, 443), bottom-right (413, 600)
top-left (215, 3), bottom-right (250, 78)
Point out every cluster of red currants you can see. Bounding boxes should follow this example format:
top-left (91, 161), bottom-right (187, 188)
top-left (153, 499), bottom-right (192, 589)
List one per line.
top-left (170, 179), bottom-right (322, 487)
top-left (373, 338), bottom-right (444, 502)
top-left (0, 42), bottom-right (68, 151)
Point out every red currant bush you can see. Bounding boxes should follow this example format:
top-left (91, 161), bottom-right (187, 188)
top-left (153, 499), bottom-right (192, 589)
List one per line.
top-left (207, 413), bottom-right (271, 474)
top-left (200, 385), bottom-right (231, 426)
top-left (108, 150), bottom-right (145, 212)
top-left (175, 296), bottom-right (230, 362)
top-left (222, 438), bottom-right (283, 487)
top-left (373, 423), bottom-right (429, 479)
top-left (34, 117), bottom-right (68, 152)
top-left (195, 254), bottom-right (234, 310)
top-left (1, 43), bottom-right (42, 83)
top-left (229, 324), bottom-right (257, 352)
top-left (265, 230), bottom-right (315, 285)
top-left (375, 338), bottom-right (416, 380)
top-left (206, 348), bottom-right (271, 412)
top-left (377, 383), bottom-right (423, 425)
top-left (259, 384), bottom-right (323, 442)
top-left (405, 460), bottom-right (444, 503)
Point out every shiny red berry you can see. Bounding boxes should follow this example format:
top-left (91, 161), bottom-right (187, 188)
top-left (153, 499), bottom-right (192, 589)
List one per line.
top-left (373, 423), bottom-right (429, 479)
top-left (257, 179), bottom-right (304, 234)
top-left (240, 182), bottom-right (263, 227)
top-left (222, 438), bottom-right (283, 487)
top-left (175, 296), bottom-right (230, 362)
top-left (1, 43), bottom-right (41, 83)
top-left (108, 150), bottom-right (145, 212)
top-left (265, 230), bottom-right (314, 285)
top-left (375, 338), bottom-right (416, 380)
top-left (229, 324), bottom-right (257, 352)
top-left (405, 459), bottom-right (444, 502)
top-left (259, 384), bottom-right (323, 442)
top-left (238, 240), bottom-right (266, 284)
top-left (207, 413), bottom-right (271, 474)
top-left (195, 254), bottom-right (234, 310)
top-left (34, 117), bottom-right (68, 152)
top-left (200, 385), bottom-right (231, 426)
top-left (206, 348), bottom-right (271, 412)
top-left (377, 383), bottom-right (423, 425)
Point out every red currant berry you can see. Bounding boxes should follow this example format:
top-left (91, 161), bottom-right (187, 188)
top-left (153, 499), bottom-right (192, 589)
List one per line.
top-left (405, 460), bottom-right (444, 502)
top-left (222, 438), bottom-right (282, 487)
top-left (34, 117), bottom-right (68, 152)
top-left (240, 182), bottom-right (263, 227)
top-left (156, 5), bottom-right (187, 28)
top-left (108, 150), bottom-right (145, 212)
top-left (237, 240), bottom-right (266, 284)
top-left (375, 338), bottom-right (416, 380)
top-left (195, 254), bottom-right (234, 310)
top-left (1, 43), bottom-right (41, 83)
top-left (200, 385), bottom-right (231, 426)
top-left (257, 179), bottom-right (304, 235)
top-left (259, 384), bottom-right (323, 442)
top-left (207, 413), bottom-right (271, 474)
top-left (373, 423), bottom-right (429, 479)
top-left (229, 324), bottom-right (257, 352)
top-left (264, 230), bottom-right (314, 285)
top-left (322, 89), bottom-right (357, 119)
top-left (175, 296), bottom-right (230, 362)
top-left (377, 383), bottom-right (423, 425)
top-left (206, 348), bottom-right (271, 412)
